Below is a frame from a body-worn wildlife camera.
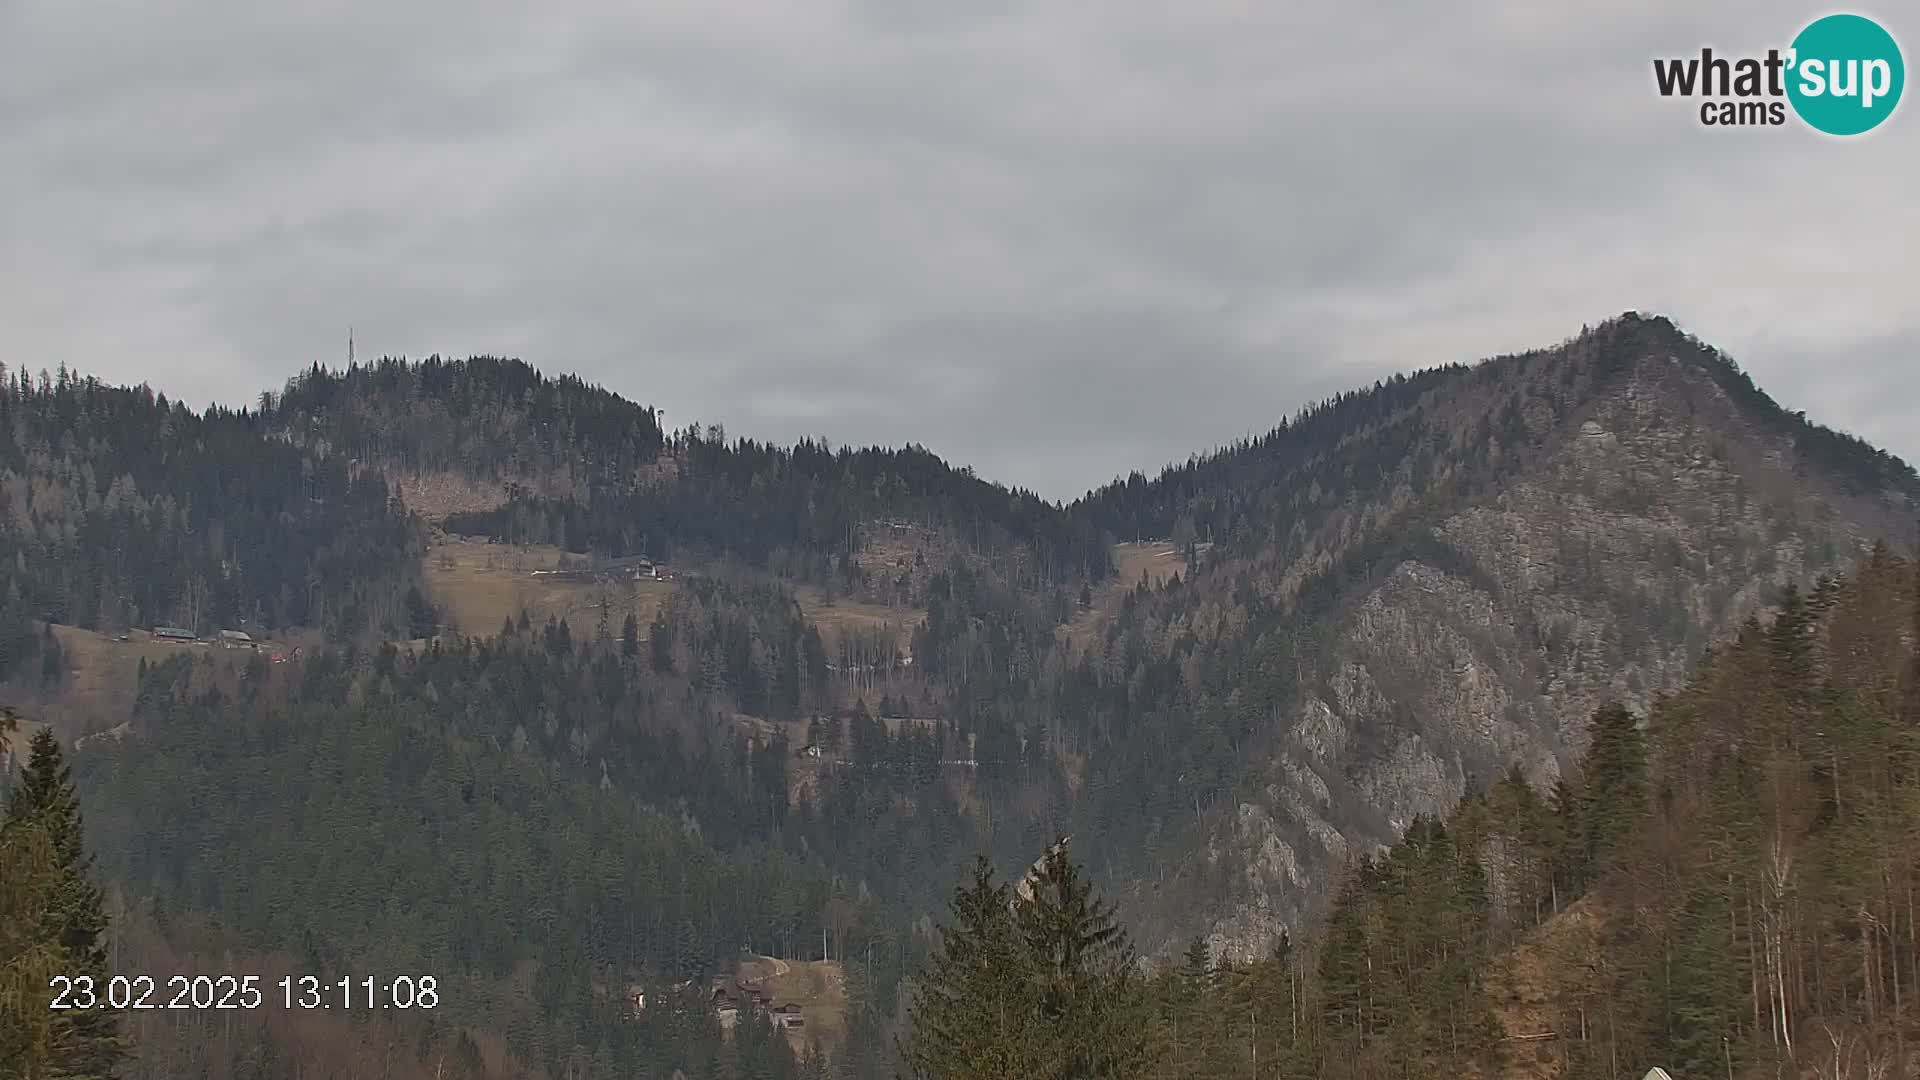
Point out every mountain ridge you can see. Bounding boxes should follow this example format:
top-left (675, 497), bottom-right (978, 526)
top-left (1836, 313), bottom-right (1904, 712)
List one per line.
top-left (8, 312), bottom-right (1918, 1078)
top-left (1078, 312), bottom-right (1918, 956)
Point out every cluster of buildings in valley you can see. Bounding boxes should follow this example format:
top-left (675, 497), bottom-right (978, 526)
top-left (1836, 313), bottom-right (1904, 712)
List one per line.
top-left (625, 975), bottom-right (807, 1034)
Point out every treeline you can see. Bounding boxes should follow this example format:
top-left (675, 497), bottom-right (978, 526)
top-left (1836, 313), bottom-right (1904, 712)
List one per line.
top-left (0, 364), bottom-right (424, 638)
top-left (444, 441), bottom-right (1110, 594)
top-left (918, 710), bottom-right (1621, 1080)
top-left (270, 355), bottom-right (668, 494)
top-left (1537, 546), bottom-right (1920, 1079)
top-left (1071, 312), bottom-right (1916, 546)
top-left (902, 828), bottom-right (1492, 1080)
top-left (273, 352), bottom-right (1112, 591)
top-left (0, 614), bottom-right (54, 685)
top-left (644, 577), bottom-right (831, 725)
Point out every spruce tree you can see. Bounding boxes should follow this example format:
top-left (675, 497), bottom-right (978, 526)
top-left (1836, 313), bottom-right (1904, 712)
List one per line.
top-left (404, 584), bottom-right (438, 639)
top-left (1577, 703), bottom-right (1648, 872)
top-left (1, 803), bottom-right (64, 1071)
top-left (900, 857), bottom-right (1045, 1080)
top-left (4, 722), bottom-right (125, 1077)
top-left (1011, 840), bottom-right (1163, 1080)
top-left (1548, 776), bottom-right (1584, 905)
top-left (1318, 858), bottom-right (1378, 1042)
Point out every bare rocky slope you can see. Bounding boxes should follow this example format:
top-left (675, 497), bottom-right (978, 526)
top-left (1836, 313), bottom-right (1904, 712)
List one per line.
top-left (1079, 314), bottom-right (1917, 956)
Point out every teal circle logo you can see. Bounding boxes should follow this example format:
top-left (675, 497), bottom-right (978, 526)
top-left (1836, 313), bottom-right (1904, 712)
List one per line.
top-left (1787, 14), bottom-right (1904, 135)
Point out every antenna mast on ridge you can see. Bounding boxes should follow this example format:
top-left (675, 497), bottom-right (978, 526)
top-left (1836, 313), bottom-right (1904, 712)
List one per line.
top-left (348, 327), bottom-right (355, 366)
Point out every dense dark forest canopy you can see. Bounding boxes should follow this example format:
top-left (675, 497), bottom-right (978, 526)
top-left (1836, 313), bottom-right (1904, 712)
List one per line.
top-left (271, 355), bottom-right (1110, 590)
top-left (270, 355), bottom-right (669, 489)
top-left (0, 364), bottom-right (424, 641)
top-left (2, 706), bottom-right (549, 1080)
top-left (442, 443), bottom-right (1110, 593)
top-left (61, 578), bottom-right (1072, 1077)
top-left (75, 648), bottom-right (854, 1076)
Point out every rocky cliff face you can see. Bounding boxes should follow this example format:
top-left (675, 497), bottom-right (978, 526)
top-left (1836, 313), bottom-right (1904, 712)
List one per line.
top-left (1134, 320), bottom-right (1919, 960)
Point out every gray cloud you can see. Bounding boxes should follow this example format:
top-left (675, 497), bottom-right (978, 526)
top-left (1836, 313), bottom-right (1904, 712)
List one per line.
top-left (2, 0), bottom-right (1914, 500)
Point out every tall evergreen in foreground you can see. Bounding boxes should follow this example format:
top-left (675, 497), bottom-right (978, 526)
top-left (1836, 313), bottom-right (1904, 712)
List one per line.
top-left (0, 712), bottom-right (125, 1079)
top-left (1014, 843), bottom-right (1162, 1079)
top-left (902, 843), bottom-right (1162, 1080)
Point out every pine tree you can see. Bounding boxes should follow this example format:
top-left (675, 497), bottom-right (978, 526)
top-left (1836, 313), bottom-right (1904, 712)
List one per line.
top-left (1170, 935), bottom-right (1229, 1078)
top-left (900, 857), bottom-right (1045, 1080)
top-left (1012, 840), bottom-right (1163, 1079)
top-left (1, 803), bottom-right (64, 1072)
top-left (902, 845), bottom-right (1165, 1079)
top-left (4, 720), bottom-right (126, 1077)
top-left (1548, 776), bottom-right (1584, 906)
top-left (404, 585), bottom-right (437, 639)
top-left (1577, 703), bottom-right (1648, 872)
top-left (1318, 858), bottom-right (1378, 1042)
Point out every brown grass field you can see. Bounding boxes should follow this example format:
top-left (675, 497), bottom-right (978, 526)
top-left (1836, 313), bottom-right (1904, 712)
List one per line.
top-left (2, 712), bottom-right (47, 760)
top-left (422, 539), bottom-right (677, 636)
top-left (1059, 541), bottom-right (1188, 651)
top-left (4, 623), bottom-right (293, 743)
top-left (789, 586), bottom-right (922, 651)
top-left (4, 626), bottom-right (209, 738)
top-left (426, 533), bottom-right (924, 652)
top-left (1111, 540), bottom-right (1188, 587)
top-left (735, 955), bottom-right (848, 1054)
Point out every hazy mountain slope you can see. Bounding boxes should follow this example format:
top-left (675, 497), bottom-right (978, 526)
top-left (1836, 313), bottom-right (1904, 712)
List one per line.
top-left (1068, 314), bottom-right (1919, 955)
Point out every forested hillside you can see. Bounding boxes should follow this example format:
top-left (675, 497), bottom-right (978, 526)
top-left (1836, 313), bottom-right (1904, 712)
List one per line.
top-left (270, 319), bottom-right (1917, 967)
top-left (6, 312), bottom-right (1919, 1078)
top-left (0, 363), bottom-right (425, 655)
top-left (269, 355), bottom-right (669, 494)
top-left (900, 545), bottom-right (1920, 1080)
top-left (269, 356), bottom-right (1110, 595)
top-left (62, 576), bottom-right (1075, 1077)
top-left (2, 707), bottom-right (546, 1079)
top-left (1054, 313), bottom-right (1920, 951)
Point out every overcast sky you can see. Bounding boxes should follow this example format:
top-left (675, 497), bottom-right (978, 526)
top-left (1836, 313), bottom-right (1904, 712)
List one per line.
top-left (3, 2), bottom-right (1914, 501)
